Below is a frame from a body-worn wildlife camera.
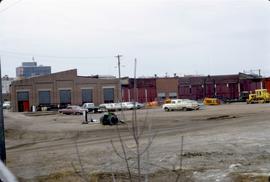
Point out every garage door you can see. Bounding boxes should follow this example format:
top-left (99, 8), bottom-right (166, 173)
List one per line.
top-left (103, 88), bottom-right (114, 103)
top-left (59, 90), bottom-right (71, 104)
top-left (39, 91), bottom-right (51, 105)
top-left (82, 89), bottom-right (93, 103)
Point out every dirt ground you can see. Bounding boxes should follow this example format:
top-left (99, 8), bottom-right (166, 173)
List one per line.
top-left (4, 103), bottom-right (270, 182)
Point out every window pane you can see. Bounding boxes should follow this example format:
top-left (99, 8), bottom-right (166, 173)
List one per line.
top-left (17, 92), bottom-right (29, 101)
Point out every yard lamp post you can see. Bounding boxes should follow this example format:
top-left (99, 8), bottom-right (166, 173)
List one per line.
top-left (0, 59), bottom-right (6, 163)
top-left (0, 0), bottom-right (7, 164)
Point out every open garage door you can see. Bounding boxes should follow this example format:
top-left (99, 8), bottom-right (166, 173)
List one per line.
top-left (17, 91), bottom-right (29, 112)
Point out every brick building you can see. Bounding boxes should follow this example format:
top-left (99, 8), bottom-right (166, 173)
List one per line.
top-left (156, 77), bottom-right (178, 101)
top-left (178, 73), bottom-right (263, 101)
top-left (2, 75), bottom-right (14, 101)
top-left (10, 69), bottom-right (119, 112)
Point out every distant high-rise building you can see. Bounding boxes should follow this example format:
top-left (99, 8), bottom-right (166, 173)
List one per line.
top-left (2, 75), bottom-right (14, 94)
top-left (16, 61), bottom-right (51, 79)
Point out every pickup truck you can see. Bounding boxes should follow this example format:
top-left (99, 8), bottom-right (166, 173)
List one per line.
top-left (82, 103), bottom-right (100, 113)
top-left (162, 99), bottom-right (200, 111)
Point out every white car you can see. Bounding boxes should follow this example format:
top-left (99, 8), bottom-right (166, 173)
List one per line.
top-left (162, 99), bottom-right (199, 111)
top-left (122, 102), bottom-right (141, 110)
top-left (3, 101), bottom-right (11, 109)
top-left (99, 103), bottom-right (117, 111)
top-left (99, 102), bottom-right (144, 111)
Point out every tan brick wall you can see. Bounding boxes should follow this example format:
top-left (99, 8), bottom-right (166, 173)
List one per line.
top-left (10, 69), bottom-right (120, 111)
top-left (156, 78), bottom-right (179, 99)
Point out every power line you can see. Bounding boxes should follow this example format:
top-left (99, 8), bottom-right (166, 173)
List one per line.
top-left (0, 0), bottom-right (23, 15)
top-left (0, 50), bottom-right (112, 60)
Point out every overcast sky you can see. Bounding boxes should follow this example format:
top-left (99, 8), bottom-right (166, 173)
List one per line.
top-left (0, 0), bottom-right (269, 78)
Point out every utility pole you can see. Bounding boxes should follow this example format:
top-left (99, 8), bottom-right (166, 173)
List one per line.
top-left (115, 54), bottom-right (125, 121)
top-left (115, 54), bottom-right (123, 103)
top-left (0, 58), bottom-right (6, 163)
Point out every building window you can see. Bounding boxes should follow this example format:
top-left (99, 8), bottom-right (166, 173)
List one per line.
top-left (17, 91), bottom-right (29, 101)
top-left (59, 90), bottom-right (71, 105)
top-left (81, 89), bottom-right (93, 104)
top-left (38, 91), bottom-right (51, 105)
top-left (158, 92), bottom-right (166, 100)
top-left (169, 92), bottom-right (177, 99)
top-left (103, 88), bottom-right (114, 103)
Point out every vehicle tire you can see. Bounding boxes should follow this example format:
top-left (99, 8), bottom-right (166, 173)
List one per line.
top-left (164, 107), bottom-right (170, 112)
top-left (183, 107), bottom-right (187, 111)
top-left (110, 116), bottom-right (119, 125)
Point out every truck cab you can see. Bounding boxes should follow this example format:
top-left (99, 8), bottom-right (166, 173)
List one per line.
top-left (82, 103), bottom-right (99, 113)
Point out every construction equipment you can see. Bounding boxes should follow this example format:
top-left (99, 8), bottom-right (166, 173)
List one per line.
top-left (247, 89), bottom-right (270, 104)
top-left (100, 112), bottom-right (119, 125)
top-left (203, 98), bottom-right (221, 105)
top-left (164, 98), bottom-right (172, 104)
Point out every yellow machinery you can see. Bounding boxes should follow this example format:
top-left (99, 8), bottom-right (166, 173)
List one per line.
top-left (247, 89), bottom-right (270, 104)
top-left (203, 98), bottom-right (221, 105)
top-left (146, 101), bottom-right (159, 108)
top-left (164, 98), bottom-right (171, 104)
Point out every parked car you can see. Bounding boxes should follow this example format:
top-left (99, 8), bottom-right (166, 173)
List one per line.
top-left (122, 102), bottom-right (145, 110)
top-left (58, 105), bottom-right (87, 115)
top-left (99, 103), bottom-right (116, 111)
top-left (99, 102), bottom-right (145, 111)
top-left (162, 99), bottom-right (200, 111)
top-left (82, 103), bottom-right (100, 113)
top-left (3, 101), bottom-right (11, 109)
top-left (134, 102), bottom-right (145, 109)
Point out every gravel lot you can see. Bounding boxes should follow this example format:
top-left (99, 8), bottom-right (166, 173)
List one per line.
top-left (4, 103), bottom-right (270, 181)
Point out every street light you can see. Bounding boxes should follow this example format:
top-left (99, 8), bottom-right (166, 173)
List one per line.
top-left (0, 59), bottom-right (6, 163)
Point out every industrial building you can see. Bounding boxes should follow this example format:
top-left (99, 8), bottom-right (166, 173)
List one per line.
top-left (178, 73), bottom-right (263, 101)
top-left (9, 68), bottom-right (268, 112)
top-left (16, 61), bottom-right (51, 79)
top-left (1, 75), bottom-right (14, 101)
top-left (156, 77), bottom-right (178, 101)
top-left (122, 73), bottom-right (263, 103)
top-left (10, 69), bottom-right (119, 112)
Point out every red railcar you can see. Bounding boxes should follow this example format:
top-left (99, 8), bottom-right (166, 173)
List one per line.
top-left (178, 73), bottom-right (263, 101)
top-left (122, 78), bottom-right (157, 103)
top-left (263, 78), bottom-right (270, 92)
